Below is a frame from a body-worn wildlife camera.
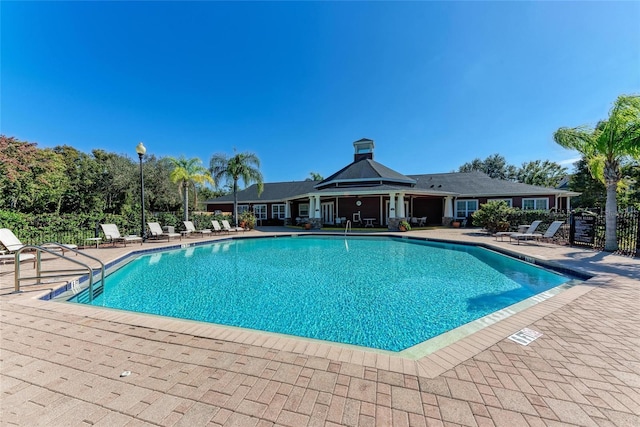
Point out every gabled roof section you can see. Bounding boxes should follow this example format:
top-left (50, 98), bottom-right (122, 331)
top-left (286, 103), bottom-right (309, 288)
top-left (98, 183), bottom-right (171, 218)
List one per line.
top-left (316, 159), bottom-right (416, 189)
top-left (409, 171), bottom-right (578, 196)
top-left (205, 180), bottom-right (317, 204)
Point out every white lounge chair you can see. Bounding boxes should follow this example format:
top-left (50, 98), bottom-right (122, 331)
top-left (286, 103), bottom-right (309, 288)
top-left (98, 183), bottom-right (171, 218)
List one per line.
top-left (211, 220), bottom-right (225, 234)
top-left (100, 224), bottom-right (143, 247)
top-left (508, 220), bottom-right (545, 244)
top-left (147, 222), bottom-right (182, 241)
top-left (0, 227), bottom-right (78, 255)
top-left (495, 220), bottom-right (542, 241)
top-left (0, 253), bottom-right (36, 268)
top-left (183, 221), bottom-right (212, 238)
top-left (221, 219), bottom-right (244, 233)
top-left (534, 221), bottom-right (565, 243)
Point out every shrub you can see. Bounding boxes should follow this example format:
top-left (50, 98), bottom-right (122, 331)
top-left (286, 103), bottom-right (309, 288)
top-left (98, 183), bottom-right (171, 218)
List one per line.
top-left (399, 220), bottom-right (411, 231)
top-left (472, 201), bottom-right (514, 233)
top-left (239, 211), bottom-right (256, 229)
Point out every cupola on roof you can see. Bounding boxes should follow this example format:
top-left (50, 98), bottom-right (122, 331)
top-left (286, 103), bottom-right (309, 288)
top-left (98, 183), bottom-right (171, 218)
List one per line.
top-left (315, 138), bottom-right (416, 189)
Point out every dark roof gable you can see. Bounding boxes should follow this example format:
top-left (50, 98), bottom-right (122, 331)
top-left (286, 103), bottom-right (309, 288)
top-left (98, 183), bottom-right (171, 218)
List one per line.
top-left (316, 159), bottom-right (415, 189)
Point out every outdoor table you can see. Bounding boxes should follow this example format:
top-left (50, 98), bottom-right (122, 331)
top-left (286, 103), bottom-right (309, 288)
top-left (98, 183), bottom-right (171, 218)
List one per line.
top-left (517, 224), bottom-right (530, 233)
top-left (363, 218), bottom-right (375, 227)
top-left (84, 237), bottom-right (102, 249)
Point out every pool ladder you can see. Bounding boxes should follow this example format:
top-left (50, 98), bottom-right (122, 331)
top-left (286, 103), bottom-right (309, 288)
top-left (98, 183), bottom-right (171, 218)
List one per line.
top-left (13, 244), bottom-right (105, 302)
top-left (344, 220), bottom-right (351, 251)
top-left (344, 220), bottom-right (352, 236)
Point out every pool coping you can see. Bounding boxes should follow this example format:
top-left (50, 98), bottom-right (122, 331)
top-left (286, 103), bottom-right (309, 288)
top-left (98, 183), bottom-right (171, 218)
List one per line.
top-left (25, 233), bottom-right (602, 378)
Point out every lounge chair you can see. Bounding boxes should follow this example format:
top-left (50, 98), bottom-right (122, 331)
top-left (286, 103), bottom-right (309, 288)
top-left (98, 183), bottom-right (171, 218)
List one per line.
top-left (211, 220), bottom-right (226, 234)
top-left (534, 220), bottom-right (565, 243)
top-left (0, 227), bottom-right (78, 255)
top-left (0, 253), bottom-right (36, 268)
top-left (495, 220), bottom-right (542, 241)
top-left (221, 219), bottom-right (244, 233)
top-left (183, 221), bottom-right (212, 238)
top-left (100, 224), bottom-right (143, 247)
top-left (147, 222), bottom-right (182, 241)
top-left (508, 220), bottom-right (545, 244)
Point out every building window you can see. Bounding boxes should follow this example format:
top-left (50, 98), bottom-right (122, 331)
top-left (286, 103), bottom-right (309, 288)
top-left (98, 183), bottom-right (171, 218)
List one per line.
top-left (272, 204), bottom-right (286, 219)
top-left (253, 204), bottom-right (267, 220)
top-left (522, 198), bottom-right (549, 210)
top-left (237, 205), bottom-right (249, 214)
top-left (299, 203), bottom-right (309, 217)
top-left (456, 200), bottom-right (478, 218)
top-left (489, 199), bottom-right (512, 207)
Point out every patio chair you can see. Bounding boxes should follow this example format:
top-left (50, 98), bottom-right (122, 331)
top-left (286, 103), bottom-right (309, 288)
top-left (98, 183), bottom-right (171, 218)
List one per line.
top-left (534, 220), bottom-right (565, 243)
top-left (0, 252), bottom-right (36, 268)
top-left (508, 220), bottom-right (545, 244)
top-left (418, 216), bottom-right (427, 226)
top-left (183, 221), bottom-right (212, 238)
top-left (100, 224), bottom-right (143, 247)
top-left (211, 220), bottom-right (226, 234)
top-left (495, 220), bottom-right (542, 241)
top-left (0, 227), bottom-right (78, 255)
top-left (221, 219), bottom-right (244, 233)
top-left (147, 222), bottom-right (182, 241)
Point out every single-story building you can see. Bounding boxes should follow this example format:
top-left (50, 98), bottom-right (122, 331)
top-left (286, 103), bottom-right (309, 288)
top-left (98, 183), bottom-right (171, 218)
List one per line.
top-left (205, 138), bottom-right (578, 229)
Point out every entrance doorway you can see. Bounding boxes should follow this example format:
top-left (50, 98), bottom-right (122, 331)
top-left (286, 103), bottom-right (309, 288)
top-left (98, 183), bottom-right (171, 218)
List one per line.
top-left (321, 202), bottom-right (334, 225)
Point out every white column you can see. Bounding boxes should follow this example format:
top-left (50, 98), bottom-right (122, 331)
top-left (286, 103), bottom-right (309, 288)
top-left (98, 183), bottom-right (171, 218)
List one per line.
top-left (389, 192), bottom-right (396, 219)
top-left (314, 195), bottom-right (321, 218)
top-left (398, 193), bottom-right (405, 218)
top-left (309, 197), bottom-right (314, 218)
top-left (285, 201), bottom-right (290, 218)
top-left (566, 196), bottom-right (571, 212)
top-left (444, 196), bottom-right (454, 217)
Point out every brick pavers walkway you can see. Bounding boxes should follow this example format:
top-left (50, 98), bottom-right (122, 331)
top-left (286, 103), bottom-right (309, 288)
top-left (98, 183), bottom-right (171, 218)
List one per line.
top-left (1, 228), bottom-right (639, 426)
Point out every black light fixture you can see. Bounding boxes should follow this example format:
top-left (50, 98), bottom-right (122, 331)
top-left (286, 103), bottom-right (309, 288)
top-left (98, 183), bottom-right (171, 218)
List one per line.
top-left (135, 142), bottom-right (147, 241)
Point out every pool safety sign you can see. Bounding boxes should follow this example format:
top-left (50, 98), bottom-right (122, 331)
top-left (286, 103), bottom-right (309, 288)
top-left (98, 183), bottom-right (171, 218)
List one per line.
top-left (508, 328), bottom-right (543, 346)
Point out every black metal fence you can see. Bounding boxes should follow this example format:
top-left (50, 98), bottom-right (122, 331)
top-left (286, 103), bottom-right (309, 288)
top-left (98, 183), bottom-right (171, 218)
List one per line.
top-left (570, 211), bottom-right (639, 257)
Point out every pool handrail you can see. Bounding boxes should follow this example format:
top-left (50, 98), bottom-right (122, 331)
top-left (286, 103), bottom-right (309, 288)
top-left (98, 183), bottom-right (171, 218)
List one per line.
top-left (14, 243), bottom-right (105, 302)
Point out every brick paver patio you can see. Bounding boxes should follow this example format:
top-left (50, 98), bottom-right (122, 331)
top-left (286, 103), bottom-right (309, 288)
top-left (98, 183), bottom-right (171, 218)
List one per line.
top-left (1, 227), bottom-right (638, 426)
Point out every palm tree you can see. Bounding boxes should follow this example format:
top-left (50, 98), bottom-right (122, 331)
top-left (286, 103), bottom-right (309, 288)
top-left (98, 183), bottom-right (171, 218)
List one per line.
top-left (167, 156), bottom-right (214, 221)
top-left (306, 172), bottom-right (323, 181)
top-left (554, 95), bottom-right (640, 251)
top-left (209, 151), bottom-right (264, 226)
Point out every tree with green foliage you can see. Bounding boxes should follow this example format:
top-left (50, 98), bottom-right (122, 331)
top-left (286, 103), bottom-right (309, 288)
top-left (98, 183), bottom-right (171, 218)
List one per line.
top-left (567, 159), bottom-right (606, 211)
top-left (517, 160), bottom-right (567, 188)
top-left (209, 151), bottom-right (263, 226)
top-left (167, 156), bottom-right (214, 221)
top-left (0, 136), bottom-right (70, 213)
top-left (306, 172), bottom-right (323, 181)
top-left (618, 159), bottom-right (640, 210)
top-left (458, 154), bottom-right (517, 180)
top-left (554, 94), bottom-right (640, 251)
top-left (142, 155), bottom-right (182, 213)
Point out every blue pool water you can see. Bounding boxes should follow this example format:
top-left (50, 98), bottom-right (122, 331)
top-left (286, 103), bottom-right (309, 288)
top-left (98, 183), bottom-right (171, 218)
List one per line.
top-left (69, 236), bottom-right (571, 351)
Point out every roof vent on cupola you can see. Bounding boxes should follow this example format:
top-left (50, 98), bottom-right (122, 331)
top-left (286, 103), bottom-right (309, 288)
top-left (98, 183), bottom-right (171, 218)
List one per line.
top-left (353, 138), bottom-right (374, 162)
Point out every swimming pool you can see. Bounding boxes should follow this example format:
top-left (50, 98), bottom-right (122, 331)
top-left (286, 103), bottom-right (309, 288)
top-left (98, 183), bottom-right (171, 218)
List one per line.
top-left (68, 236), bottom-right (573, 352)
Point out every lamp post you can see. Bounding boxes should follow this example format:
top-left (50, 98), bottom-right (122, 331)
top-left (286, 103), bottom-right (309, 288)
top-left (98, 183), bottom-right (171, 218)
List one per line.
top-left (136, 142), bottom-right (147, 241)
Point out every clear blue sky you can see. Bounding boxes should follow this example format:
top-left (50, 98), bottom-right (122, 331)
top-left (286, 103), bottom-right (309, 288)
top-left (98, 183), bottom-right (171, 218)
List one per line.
top-left (2, 1), bottom-right (638, 184)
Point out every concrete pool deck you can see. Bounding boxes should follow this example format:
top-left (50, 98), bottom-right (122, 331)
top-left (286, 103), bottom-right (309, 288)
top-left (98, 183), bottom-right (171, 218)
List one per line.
top-left (1, 227), bottom-right (638, 426)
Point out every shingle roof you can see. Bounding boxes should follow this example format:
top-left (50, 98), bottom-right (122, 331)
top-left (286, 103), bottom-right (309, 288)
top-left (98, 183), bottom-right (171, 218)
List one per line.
top-left (409, 171), bottom-right (575, 196)
top-left (317, 159), bottom-right (415, 187)
top-left (206, 168), bottom-right (576, 205)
